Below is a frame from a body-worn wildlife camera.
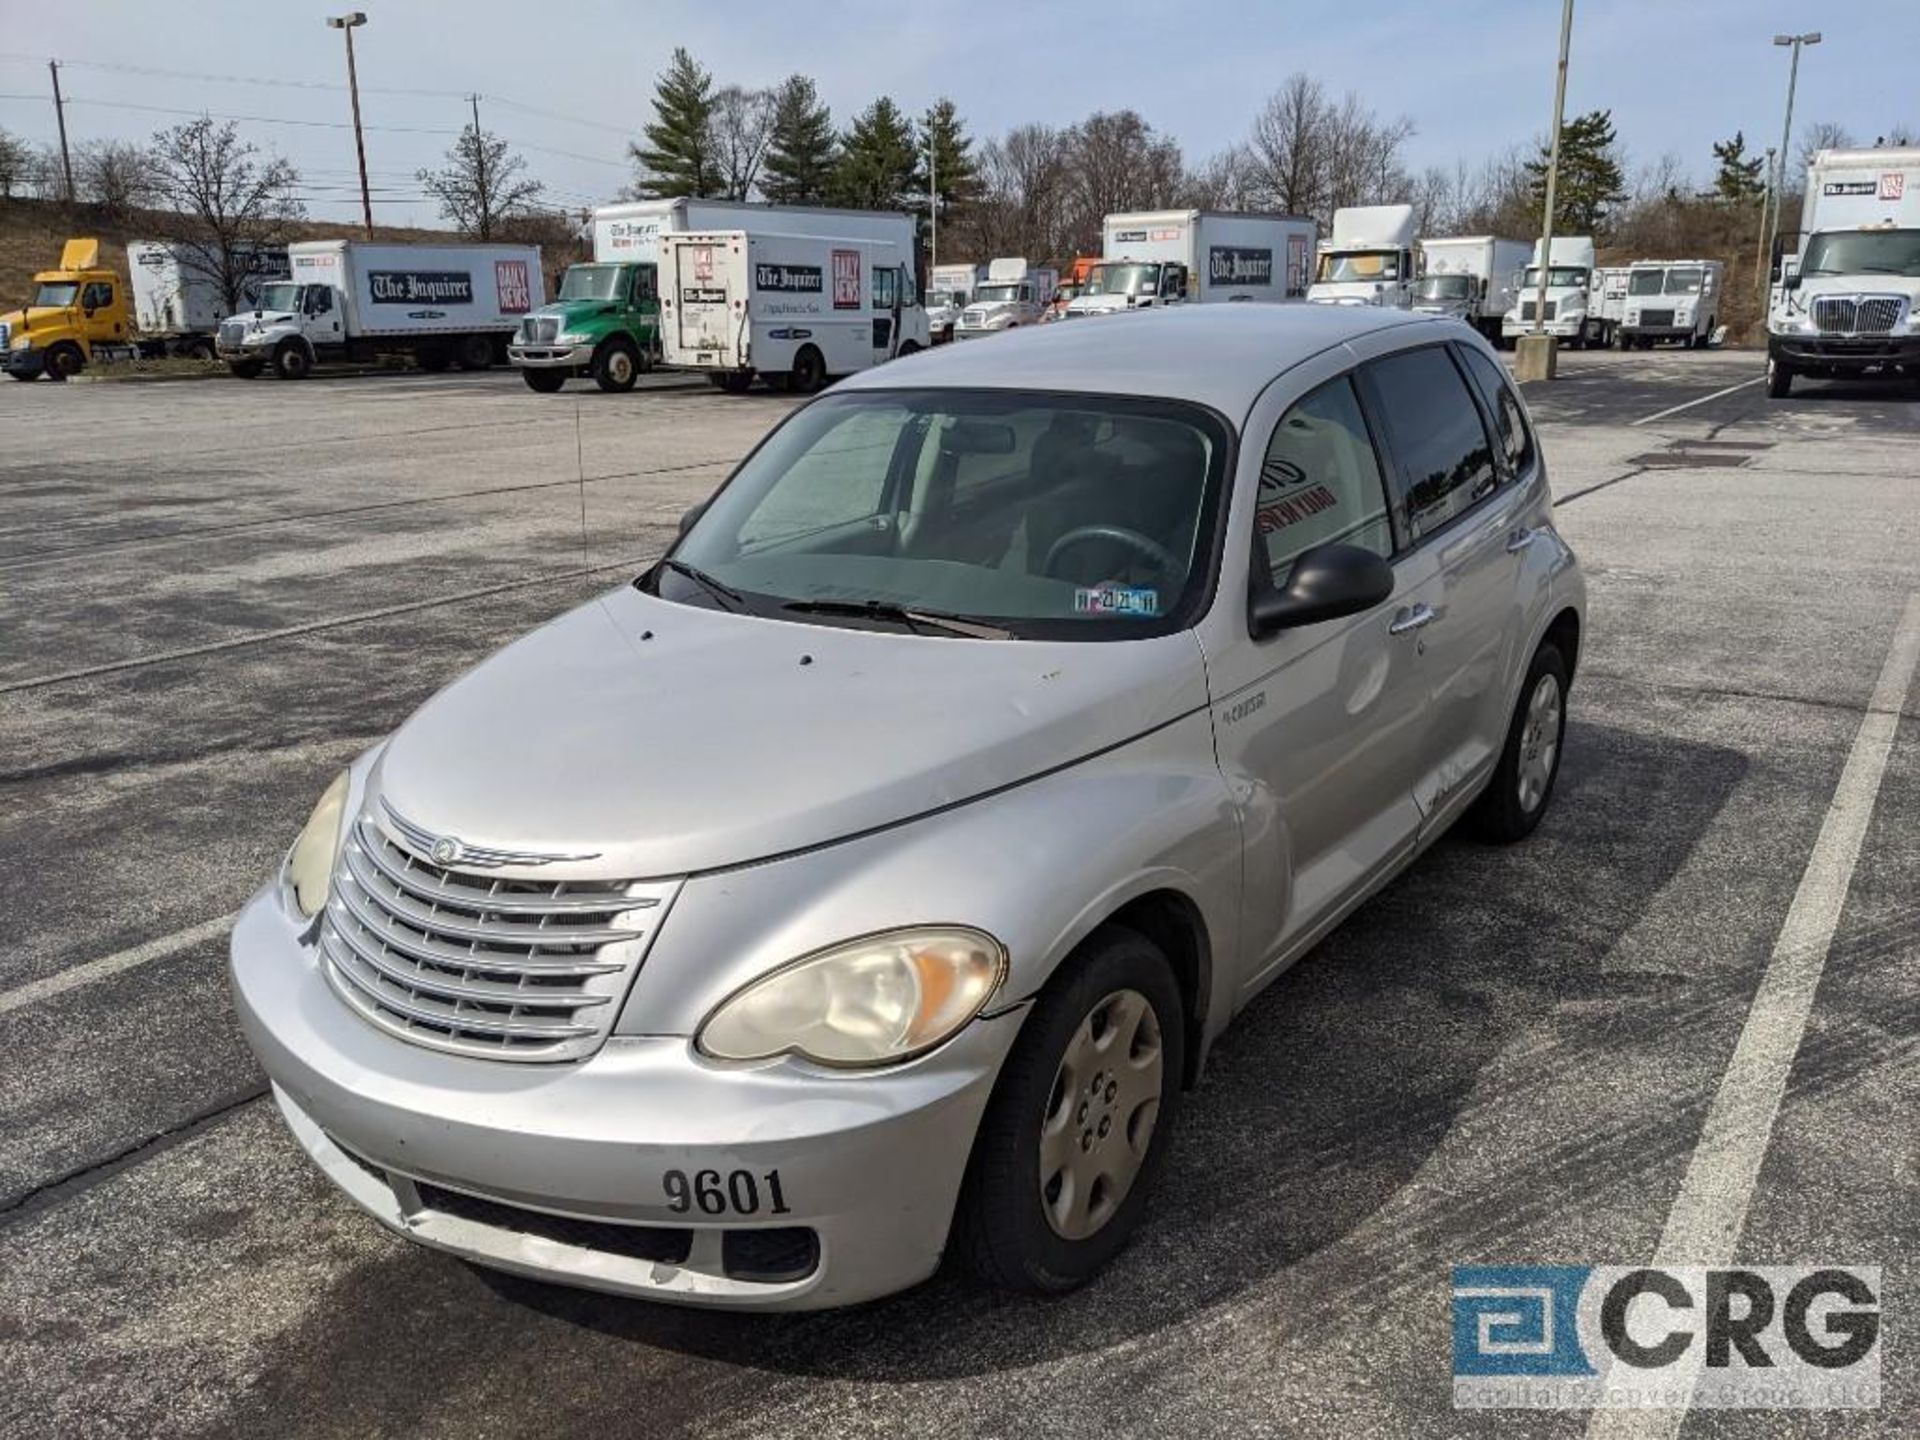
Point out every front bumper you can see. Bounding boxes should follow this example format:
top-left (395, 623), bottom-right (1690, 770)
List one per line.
top-left (1504, 318), bottom-right (1588, 339)
top-left (508, 342), bottom-right (593, 370)
top-left (1621, 324), bottom-right (1696, 341)
top-left (229, 887), bottom-right (1022, 1310)
top-left (4, 345), bottom-right (44, 375)
top-left (953, 326), bottom-right (1009, 341)
top-left (1770, 333), bottom-right (1920, 369)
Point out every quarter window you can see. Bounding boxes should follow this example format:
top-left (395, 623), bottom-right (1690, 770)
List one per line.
top-left (1255, 376), bottom-right (1394, 588)
top-left (1457, 345), bottom-right (1534, 477)
top-left (1364, 346), bottom-right (1499, 541)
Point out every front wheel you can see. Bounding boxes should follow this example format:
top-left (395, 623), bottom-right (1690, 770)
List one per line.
top-left (44, 343), bottom-right (85, 381)
top-left (787, 344), bottom-right (826, 395)
top-left (455, 333), bottom-right (495, 370)
top-left (954, 924), bottom-right (1184, 1294)
top-left (592, 338), bottom-right (640, 393)
top-left (1468, 644), bottom-right (1568, 843)
top-left (1766, 352), bottom-right (1793, 398)
top-left (272, 341), bottom-right (312, 380)
top-left (521, 367), bottom-right (566, 394)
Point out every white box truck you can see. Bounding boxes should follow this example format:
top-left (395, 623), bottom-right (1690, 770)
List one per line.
top-left (955, 257), bottom-right (1059, 339)
top-left (1618, 259), bottom-right (1725, 349)
top-left (1410, 235), bottom-right (1530, 340)
top-left (1766, 146), bottom-right (1920, 397)
top-left (1502, 237), bottom-right (1606, 347)
top-left (659, 227), bottom-right (929, 394)
top-left (129, 240), bottom-right (289, 358)
top-left (1064, 210), bottom-right (1317, 317)
top-left (927, 261), bottom-right (985, 343)
top-left (1593, 265), bottom-right (1631, 338)
top-left (1307, 205), bottom-right (1420, 308)
top-left (216, 240), bottom-right (544, 379)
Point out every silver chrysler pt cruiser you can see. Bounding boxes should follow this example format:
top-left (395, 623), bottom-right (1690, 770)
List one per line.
top-left (231, 304), bottom-right (1584, 1310)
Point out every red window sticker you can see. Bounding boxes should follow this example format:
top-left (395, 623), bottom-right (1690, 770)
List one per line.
top-left (832, 249), bottom-right (861, 309)
top-left (693, 245), bottom-right (715, 281)
top-left (494, 259), bottom-right (531, 313)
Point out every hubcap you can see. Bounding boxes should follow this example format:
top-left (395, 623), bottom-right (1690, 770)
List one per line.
top-left (1038, 988), bottom-right (1165, 1240)
top-left (1516, 672), bottom-right (1562, 812)
top-left (610, 352), bottom-right (633, 383)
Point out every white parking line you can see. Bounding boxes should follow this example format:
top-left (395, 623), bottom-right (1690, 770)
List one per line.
top-left (1630, 376), bottom-right (1763, 426)
top-left (1587, 591), bottom-right (1920, 1440)
top-left (0, 913), bottom-right (239, 1017)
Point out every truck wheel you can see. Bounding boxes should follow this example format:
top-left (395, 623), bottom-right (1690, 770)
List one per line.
top-left (44, 343), bottom-right (85, 381)
top-left (1766, 352), bottom-right (1794, 399)
top-left (272, 341), bottom-right (312, 380)
top-left (954, 923), bottom-right (1184, 1295)
top-left (227, 360), bottom-right (265, 380)
top-left (896, 340), bottom-right (921, 358)
top-left (1691, 319), bottom-right (1714, 351)
top-left (7, 366), bottom-right (41, 381)
top-left (455, 334), bottom-right (495, 370)
top-left (592, 339), bottom-right (640, 393)
top-left (521, 368), bottom-right (566, 394)
top-left (185, 339), bottom-right (216, 361)
top-left (788, 345), bottom-right (826, 395)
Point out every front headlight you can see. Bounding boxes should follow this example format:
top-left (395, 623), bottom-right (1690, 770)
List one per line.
top-left (698, 926), bottom-right (1007, 1067)
top-left (284, 771), bottom-right (350, 919)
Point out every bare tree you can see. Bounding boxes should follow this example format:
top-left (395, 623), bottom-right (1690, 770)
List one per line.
top-left (418, 122), bottom-right (545, 240)
top-left (1242, 74), bottom-right (1415, 229)
top-left (1795, 121), bottom-right (1855, 180)
top-left (0, 127), bottom-right (30, 200)
top-left (1185, 145), bottom-right (1260, 211)
top-left (1407, 165), bottom-right (1457, 237)
top-left (77, 140), bottom-right (159, 226)
top-left (146, 118), bottom-right (304, 314)
top-left (959, 123), bottom-right (1069, 261)
top-left (1063, 111), bottom-right (1183, 254)
top-left (711, 85), bottom-right (776, 201)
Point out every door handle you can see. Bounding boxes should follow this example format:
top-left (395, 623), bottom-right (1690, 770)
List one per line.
top-left (1506, 528), bottom-right (1535, 553)
top-left (1388, 603), bottom-right (1437, 636)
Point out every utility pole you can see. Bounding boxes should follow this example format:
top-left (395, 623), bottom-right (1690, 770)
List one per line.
top-left (327, 12), bottom-right (374, 238)
top-left (1517, 0), bottom-right (1574, 382)
top-left (48, 60), bottom-right (75, 203)
top-left (928, 128), bottom-right (938, 269)
top-left (469, 93), bottom-right (488, 239)
top-left (1765, 32), bottom-right (1821, 309)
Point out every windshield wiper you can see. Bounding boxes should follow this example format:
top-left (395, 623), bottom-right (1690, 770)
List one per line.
top-left (654, 557), bottom-right (747, 611)
top-left (782, 598), bottom-right (1013, 640)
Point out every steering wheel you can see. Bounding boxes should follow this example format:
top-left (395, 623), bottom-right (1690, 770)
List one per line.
top-left (1042, 525), bottom-right (1180, 579)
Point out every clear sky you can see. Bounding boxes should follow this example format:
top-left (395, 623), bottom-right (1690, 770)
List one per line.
top-left (2, 1), bottom-right (1913, 227)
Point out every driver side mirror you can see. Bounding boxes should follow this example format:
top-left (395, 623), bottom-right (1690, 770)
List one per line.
top-left (1249, 542), bottom-right (1395, 637)
top-left (1783, 274), bottom-right (1802, 292)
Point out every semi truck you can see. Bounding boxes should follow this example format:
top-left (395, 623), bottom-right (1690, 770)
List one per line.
top-left (1307, 205), bottom-right (1420, 308)
top-left (954, 257), bottom-right (1058, 339)
top-left (511, 199), bottom-right (920, 391)
top-left (1063, 209), bottom-right (1317, 317)
top-left (1502, 237), bottom-right (1607, 348)
top-left (926, 261), bottom-right (985, 343)
top-left (658, 221), bottom-right (928, 393)
top-left (1410, 234), bottom-right (1529, 340)
top-left (216, 240), bottom-right (544, 379)
top-left (1618, 259), bottom-right (1725, 349)
top-left (1766, 146), bottom-right (1920, 398)
top-left (2, 237), bottom-right (287, 380)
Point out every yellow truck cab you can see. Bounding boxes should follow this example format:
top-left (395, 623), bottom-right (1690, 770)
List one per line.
top-left (2, 239), bottom-right (135, 381)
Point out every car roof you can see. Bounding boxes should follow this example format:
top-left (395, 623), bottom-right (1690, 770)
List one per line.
top-left (837, 303), bottom-right (1447, 419)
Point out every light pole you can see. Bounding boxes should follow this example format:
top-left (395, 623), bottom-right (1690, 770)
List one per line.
top-left (1517, 0), bottom-right (1574, 382)
top-left (927, 128), bottom-right (938, 269)
top-left (327, 12), bottom-right (373, 237)
top-left (1753, 145), bottom-right (1776, 314)
top-left (1764, 32), bottom-right (1820, 302)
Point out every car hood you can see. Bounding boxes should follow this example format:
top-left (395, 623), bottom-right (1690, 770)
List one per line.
top-left (1792, 274), bottom-right (1920, 302)
top-left (1066, 294), bottom-right (1131, 315)
top-left (371, 584), bottom-right (1209, 879)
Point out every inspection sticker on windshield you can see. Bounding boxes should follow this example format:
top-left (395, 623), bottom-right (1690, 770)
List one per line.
top-left (1075, 585), bottom-right (1160, 617)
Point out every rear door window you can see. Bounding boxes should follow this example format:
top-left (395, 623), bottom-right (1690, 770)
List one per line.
top-left (1362, 345), bottom-right (1500, 542)
top-left (1456, 345), bottom-right (1535, 478)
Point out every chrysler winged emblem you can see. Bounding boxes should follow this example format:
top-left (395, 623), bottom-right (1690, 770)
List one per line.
top-left (380, 800), bottom-right (600, 869)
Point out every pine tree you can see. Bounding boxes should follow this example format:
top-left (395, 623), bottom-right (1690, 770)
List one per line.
top-left (833, 98), bottom-right (919, 211)
top-left (760, 75), bottom-right (837, 206)
top-left (916, 97), bottom-right (980, 226)
top-left (1710, 130), bottom-right (1766, 202)
top-left (630, 48), bottom-right (718, 199)
top-left (1525, 109), bottom-right (1628, 235)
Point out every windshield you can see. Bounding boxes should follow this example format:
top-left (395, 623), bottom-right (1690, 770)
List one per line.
top-left (1628, 269), bottom-right (1665, 296)
top-left (1800, 229), bottom-right (1920, 278)
top-left (31, 281), bottom-right (80, 308)
top-left (1413, 275), bottom-right (1472, 301)
top-left (660, 389), bottom-right (1230, 640)
top-left (974, 282), bottom-right (1023, 303)
top-left (1523, 266), bottom-right (1589, 289)
top-left (559, 265), bottom-right (629, 301)
top-left (1083, 262), bottom-right (1160, 296)
top-left (1315, 250), bottom-right (1401, 283)
top-left (1664, 267), bottom-right (1705, 294)
top-left (256, 282), bottom-right (301, 311)
top-left (930, 289), bottom-right (968, 309)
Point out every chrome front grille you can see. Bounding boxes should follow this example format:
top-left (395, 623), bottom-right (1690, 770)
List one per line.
top-left (320, 812), bottom-right (676, 1062)
top-left (1811, 295), bottom-right (1903, 336)
top-left (219, 320), bottom-right (246, 347)
top-left (1639, 308), bottom-right (1675, 328)
top-left (520, 315), bottom-right (560, 344)
top-left (1519, 300), bottom-right (1557, 322)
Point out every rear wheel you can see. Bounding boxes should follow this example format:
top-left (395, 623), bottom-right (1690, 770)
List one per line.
top-left (717, 371), bottom-right (754, 394)
top-left (1766, 351), bottom-right (1794, 398)
top-left (955, 924), bottom-right (1184, 1294)
top-left (521, 368), bottom-right (566, 393)
top-left (44, 342), bottom-right (85, 381)
top-left (592, 338), bottom-right (640, 393)
top-left (787, 344), bottom-right (826, 395)
top-left (1468, 644), bottom-right (1568, 843)
top-left (185, 339), bottom-right (216, 361)
top-left (455, 333), bottom-right (495, 370)
top-left (272, 341), bottom-right (312, 380)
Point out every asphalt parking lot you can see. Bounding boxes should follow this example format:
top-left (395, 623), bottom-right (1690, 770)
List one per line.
top-left (1, 349), bottom-right (1915, 1438)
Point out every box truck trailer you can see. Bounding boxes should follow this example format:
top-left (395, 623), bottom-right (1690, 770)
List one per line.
top-left (1766, 146), bottom-right (1920, 397)
top-left (1618, 259), bottom-right (1725, 349)
top-left (659, 226), bottom-right (928, 393)
top-left (955, 257), bottom-right (1059, 339)
top-left (216, 240), bottom-right (544, 379)
top-left (1307, 205), bottom-right (1420, 308)
top-left (1411, 235), bottom-right (1529, 340)
top-left (1502, 237), bottom-right (1606, 347)
top-left (1064, 210), bottom-right (1316, 317)
top-left (129, 241), bottom-right (289, 358)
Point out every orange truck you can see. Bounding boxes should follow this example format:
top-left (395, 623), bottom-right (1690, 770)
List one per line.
top-left (1041, 255), bottom-right (1100, 322)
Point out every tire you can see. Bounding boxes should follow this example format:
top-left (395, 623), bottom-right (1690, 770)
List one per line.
top-left (592, 338), bottom-right (640, 393)
top-left (185, 339), bottom-right (216, 361)
top-left (7, 366), bottom-right (40, 381)
top-left (895, 339), bottom-right (921, 358)
top-left (272, 341), bottom-right (312, 380)
top-left (455, 334), bottom-right (494, 370)
top-left (954, 923), bottom-right (1185, 1295)
top-left (416, 345), bottom-right (452, 373)
top-left (1766, 351), bottom-right (1793, 399)
top-left (227, 360), bottom-right (264, 380)
top-left (1467, 643), bottom-right (1569, 844)
top-left (521, 367), bottom-right (566, 394)
top-left (787, 344), bottom-right (826, 395)
top-left (44, 342), bottom-right (85, 381)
